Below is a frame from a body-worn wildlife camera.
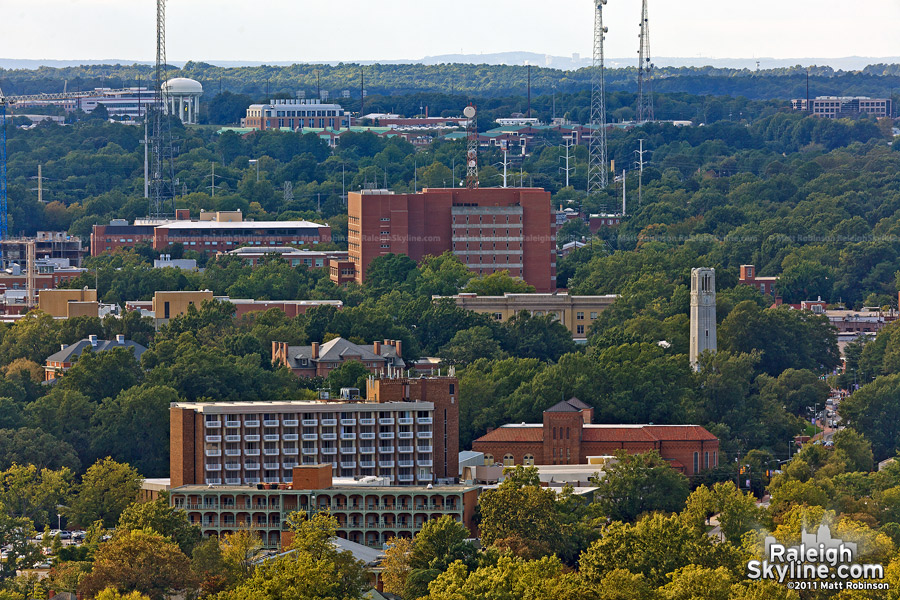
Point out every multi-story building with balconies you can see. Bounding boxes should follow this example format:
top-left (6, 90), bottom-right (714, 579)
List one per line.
top-left (170, 374), bottom-right (459, 488)
top-left (169, 464), bottom-right (479, 549)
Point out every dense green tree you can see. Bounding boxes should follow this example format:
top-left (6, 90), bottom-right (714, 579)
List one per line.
top-left (593, 451), bottom-right (691, 522)
top-left (117, 497), bottom-right (201, 555)
top-left (68, 458), bottom-right (142, 528)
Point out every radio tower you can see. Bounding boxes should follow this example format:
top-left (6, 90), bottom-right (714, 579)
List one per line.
top-left (588, 0), bottom-right (609, 194)
top-left (149, 0), bottom-right (177, 220)
top-left (637, 0), bottom-right (654, 123)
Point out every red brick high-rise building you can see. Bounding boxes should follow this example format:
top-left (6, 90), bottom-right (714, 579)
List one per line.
top-left (338, 188), bottom-right (556, 292)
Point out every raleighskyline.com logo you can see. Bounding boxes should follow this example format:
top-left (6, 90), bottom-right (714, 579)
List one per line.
top-left (747, 522), bottom-right (888, 592)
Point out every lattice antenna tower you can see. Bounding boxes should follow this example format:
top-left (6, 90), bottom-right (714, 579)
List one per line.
top-left (149, 0), bottom-right (177, 220)
top-left (637, 0), bottom-right (654, 123)
top-left (587, 0), bottom-right (609, 194)
top-left (464, 105), bottom-right (478, 189)
top-left (0, 90), bottom-right (7, 239)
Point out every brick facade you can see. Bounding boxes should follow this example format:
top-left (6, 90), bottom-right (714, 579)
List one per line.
top-left (472, 398), bottom-right (718, 477)
top-left (342, 187), bottom-right (557, 292)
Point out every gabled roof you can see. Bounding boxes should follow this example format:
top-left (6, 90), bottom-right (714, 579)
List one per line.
top-left (45, 338), bottom-right (147, 364)
top-left (284, 337), bottom-right (405, 369)
top-left (544, 399), bottom-right (582, 413)
top-left (474, 424), bottom-right (543, 443)
top-left (565, 397), bottom-right (591, 410)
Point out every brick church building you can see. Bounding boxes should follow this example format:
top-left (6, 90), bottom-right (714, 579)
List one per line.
top-left (471, 397), bottom-right (719, 477)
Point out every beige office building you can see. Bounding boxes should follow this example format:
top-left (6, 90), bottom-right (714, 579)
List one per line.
top-left (440, 292), bottom-right (617, 341)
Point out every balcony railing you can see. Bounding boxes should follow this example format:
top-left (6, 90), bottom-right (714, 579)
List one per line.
top-left (302, 419), bottom-right (318, 426)
top-left (359, 418), bottom-right (375, 426)
top-left (378, 417), bottom-right (394, 425)
top-left (321, 419), bottom-right (337, 427)
top-left (283, 448), bottom-right (299, 455)
top-left (417, 474), bottom-right (433, 481)
top-left (225, 463), bottom-right (241, 471)
top-left (302, 448), bottom-right (318, 455)
top-left (398, 460), bottom-right (414, 467)
top-left (398, 418), bottom-right (414, 425)
top-left (302, 434), bottom-right (318, 441)
top-left (263, 449), bottom-right (279, 456)
top-left (379, 432), bottom-right (395, 440)
top-left (379, 447), bottom-right (394, 454)
top-left (206, 464), bottom-right (222, 471)
top-left (225, 478), bottom-right (241, 485)
top-left (283, 434), bottom-right (299, 441)
top-left (225, 420), bottom-right (241, 428)
top-left (417, 446), bottom-right (432, 453)
top-left (417, 417), bottom-right (433, 425)
top-left (283, 462), bottom-right (298, 470)
top-left (340, 447), bottom-right (356, 454)
top-left (359, 447), bottom-right (375, 454)
top-left (360, 460), bottom-right (375, 468)
top-left (340, 461), bottom-right (356, 469)
top-left (321, 433), bottom-right (337, 441)
top-left (245, 420), bottom-right (260, 427)
top-left (284, 419), bottom-right (299, 427)
top-left (379, 461), bottom-right (395, 468)
top-left (245, 449), bottom-right (260, 456)
top-left (205, 449), bottom-right (221, 457)
top-left (398, 474), bottom-right (414, 482)
top-left (205, 478), bottom-right (222, 485)
top-left (225, 435), bottom-right (241, 442)
top-left (264, 434), bottom-right (279, 442)
top-left (244, 435), bottom-right (260, 442)
top-left (417, 459), bottom-right (433, 467)
top-left (341, 419), bottom-right (356, 426)
top-left (205, 421), bottom-right (221, 428)
top-left (322, 448), bottom-right (337, 455)
top-left (341, 433), bottom-right (356, 440)
top-left (398, 446), bottom-right (414, 453)
top-left (244, 463), bottom-right (260, 470)
top-left (264, 463), bottom-right (280, 470)
top-left (225, 449), bottom-right (240, 456)
top-left (398, 432), bottom-right (414, 439)
top-left (205, 435), bottom-right (222, 443)
top-left (264, 420), bottom-right (279, 427)
top-left (417, 431), bottom-right (433, 439)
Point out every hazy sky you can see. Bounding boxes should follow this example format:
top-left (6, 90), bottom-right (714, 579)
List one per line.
top-left (3, 0), bottom-right (900, 63)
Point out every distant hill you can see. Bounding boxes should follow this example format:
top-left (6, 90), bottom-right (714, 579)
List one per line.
top-left (2, 54), bottom-right (899, 71)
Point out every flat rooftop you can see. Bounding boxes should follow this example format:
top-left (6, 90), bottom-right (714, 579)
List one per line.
top-left (171, 400), bottom-right (434, 412)
top-left (157, 220), bottom-right (326, 230)
top-left (172, 484), bottom-right (479, 493)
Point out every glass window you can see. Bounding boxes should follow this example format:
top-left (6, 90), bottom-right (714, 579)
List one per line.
top-left (483, 454), bottom-right (494, 466)
top-left (503, 454), bottom-right (515, 467)
top-left (523, 454), bottom-right (534, 466)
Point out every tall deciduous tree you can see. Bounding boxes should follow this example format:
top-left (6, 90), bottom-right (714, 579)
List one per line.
top-left (78, 529), bottom-right (197, 600)
top-left (116, 497), bottom-right (201, 555)
top-left (68, 458), bottom-right (142, 528)
top-left (593, 451), bottom-right (690, 522)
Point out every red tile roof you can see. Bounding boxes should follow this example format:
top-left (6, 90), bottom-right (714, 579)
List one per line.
top-left (474, 426), bottom-right (543, 443)
top-left (641, 425), bottom-right (719, 442)
top-left (582, 426), bottom-right (659, 443)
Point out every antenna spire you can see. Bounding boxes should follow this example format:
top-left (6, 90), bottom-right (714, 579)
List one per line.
top-left (637, 0), bottom-right (654, 123)
top-left (149, 0), bottom-right (177, 220)
top-left (588, 0), bottom-right (609, 194)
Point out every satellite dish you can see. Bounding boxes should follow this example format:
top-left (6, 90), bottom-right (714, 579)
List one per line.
top-left (463, 106), bottom-right (476, 119)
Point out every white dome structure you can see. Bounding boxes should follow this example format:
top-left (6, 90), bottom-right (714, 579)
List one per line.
top-left (162, 77), bottom-right (203, 124)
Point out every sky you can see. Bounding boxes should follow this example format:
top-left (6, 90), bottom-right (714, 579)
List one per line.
top-left (3, 0), bottom-right (900, 64)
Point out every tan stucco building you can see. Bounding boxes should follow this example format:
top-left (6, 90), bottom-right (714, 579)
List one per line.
top-left (439, 292), bottom-right (618, 341)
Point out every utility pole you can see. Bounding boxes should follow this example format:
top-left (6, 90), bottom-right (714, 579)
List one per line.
top-left (634, 138), bottom-right (648, 207)
top-left (209, 162), bottom-right (218, 197)
top-left (527, 64), bottom-right (532, 119)
top-left (501, 141), bottom-right (509, 188)
top-left (622, 168), bottom-right (626, 216)
top-left (559, 139), bottom-right (575, 188)
top-left (37, 165), bottom-right (42, 203)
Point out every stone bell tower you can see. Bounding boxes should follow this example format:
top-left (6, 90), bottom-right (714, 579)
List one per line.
top-left (689, 268), bottom-right (716, 369)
